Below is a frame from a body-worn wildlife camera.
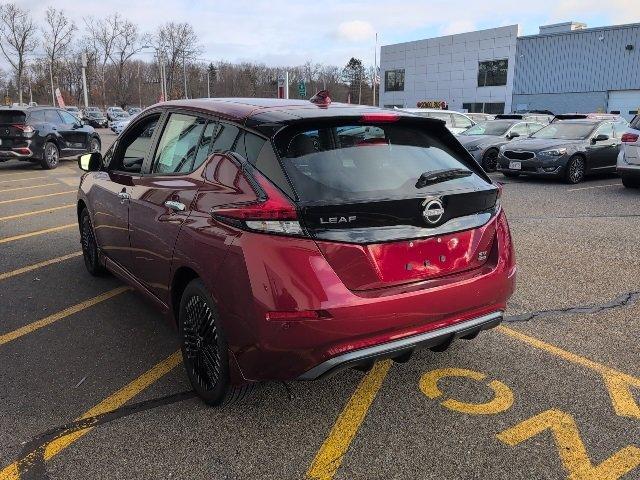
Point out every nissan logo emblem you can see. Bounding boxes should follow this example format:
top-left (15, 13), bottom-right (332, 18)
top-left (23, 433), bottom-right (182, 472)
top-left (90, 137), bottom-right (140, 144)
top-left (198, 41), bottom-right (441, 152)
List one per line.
top-left (422, 198), bottom-right (445, 225)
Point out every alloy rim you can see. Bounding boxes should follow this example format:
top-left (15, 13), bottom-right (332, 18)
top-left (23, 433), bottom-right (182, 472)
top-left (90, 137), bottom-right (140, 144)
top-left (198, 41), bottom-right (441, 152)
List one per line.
top-left (46, 144), bottom-right (58, 166)
top-left (484, 150), bottom-right (498, 172)
top-left (183, 295), bottom-right (220, 391)
top-left (569, 158), bottom-right (584, 183)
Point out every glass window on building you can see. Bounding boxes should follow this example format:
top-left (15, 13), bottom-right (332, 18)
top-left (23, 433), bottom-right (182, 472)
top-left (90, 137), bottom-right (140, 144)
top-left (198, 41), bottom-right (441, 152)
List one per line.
top-left (384, 70), bottom-right (405, 92)
top-left (462, 102), bottom-right (505, 114)
top-left (477, 59), bottom-right (508, 87)
top-left (462, 102), bottom-right (484, 113)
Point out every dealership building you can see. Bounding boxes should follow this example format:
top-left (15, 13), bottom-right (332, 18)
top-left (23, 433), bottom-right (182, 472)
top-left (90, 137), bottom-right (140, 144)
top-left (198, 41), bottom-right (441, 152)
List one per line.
top-left (379, 21), bottom-right (640, 120)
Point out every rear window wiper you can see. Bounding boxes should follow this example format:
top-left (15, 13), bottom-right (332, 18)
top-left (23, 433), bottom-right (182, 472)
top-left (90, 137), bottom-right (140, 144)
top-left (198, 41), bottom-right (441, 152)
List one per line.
top-left (415, 168), bottom-right (472, 189)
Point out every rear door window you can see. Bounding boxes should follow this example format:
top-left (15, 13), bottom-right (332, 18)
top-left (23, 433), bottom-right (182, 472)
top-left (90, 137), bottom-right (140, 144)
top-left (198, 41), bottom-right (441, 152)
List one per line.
top-left (274, 119), bottom-right (482, 202)
top-left (29, 110), bottom-right (46, 123)
top-left (45, 110), bottom-right (63, 124)
top-left (152, 113), bottom-right (206, 174)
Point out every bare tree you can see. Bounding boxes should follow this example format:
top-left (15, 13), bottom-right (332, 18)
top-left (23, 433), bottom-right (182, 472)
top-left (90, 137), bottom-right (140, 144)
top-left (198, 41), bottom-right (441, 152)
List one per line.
top-left (42, 7), bottom-right (76, 105)
top-left (0, 3), bottom-right (38, 104)
top-left (154, 22), bottom-right (201, 99)
top-left (110, 19), bottom-right (144, 107)
top-left (84, 13), bottom-right (124, 107)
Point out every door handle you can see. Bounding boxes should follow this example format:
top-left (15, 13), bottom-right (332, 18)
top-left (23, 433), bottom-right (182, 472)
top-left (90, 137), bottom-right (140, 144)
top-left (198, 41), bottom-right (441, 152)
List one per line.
top-left (118, 191), bottom-right (131, 201)
top-left (164, 200), bottom-right (186, 212)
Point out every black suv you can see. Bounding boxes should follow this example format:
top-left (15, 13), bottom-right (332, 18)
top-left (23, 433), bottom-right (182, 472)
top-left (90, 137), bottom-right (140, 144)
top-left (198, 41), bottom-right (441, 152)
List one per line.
top-left (0, 107), bottom-right (101, 169)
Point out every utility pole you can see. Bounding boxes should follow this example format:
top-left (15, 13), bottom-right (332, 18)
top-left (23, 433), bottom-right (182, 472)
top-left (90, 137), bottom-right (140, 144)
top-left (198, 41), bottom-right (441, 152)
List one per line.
top-left (81, 53), bottom-right (89, 108)
top-left (373, 32), bottom-right (378, 107)
top-left (206, 69), bottom-right (210, 98)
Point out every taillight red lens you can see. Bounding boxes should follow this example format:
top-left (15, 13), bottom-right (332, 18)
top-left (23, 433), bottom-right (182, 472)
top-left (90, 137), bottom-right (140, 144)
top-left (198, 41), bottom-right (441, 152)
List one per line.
top-left (360, 113), bottom-right (400, 123)
top-left (621, 132), bottom-right (639, 143)
top-left (212, 171), bottom-right (297, 221)
top-left (12, 124), bottom-right (34, 134)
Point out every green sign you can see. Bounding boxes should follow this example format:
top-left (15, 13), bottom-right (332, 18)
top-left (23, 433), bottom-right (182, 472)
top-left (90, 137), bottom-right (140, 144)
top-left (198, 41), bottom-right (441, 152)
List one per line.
top-left (298, 81), bottom-right (306, 98)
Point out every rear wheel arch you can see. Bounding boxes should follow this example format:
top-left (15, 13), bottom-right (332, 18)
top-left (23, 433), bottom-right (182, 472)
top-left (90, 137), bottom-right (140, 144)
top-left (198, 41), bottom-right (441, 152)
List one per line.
top-left (77, 199), bottom-right (87, 222)
top-left (171, 266), bottom-right (200, 324)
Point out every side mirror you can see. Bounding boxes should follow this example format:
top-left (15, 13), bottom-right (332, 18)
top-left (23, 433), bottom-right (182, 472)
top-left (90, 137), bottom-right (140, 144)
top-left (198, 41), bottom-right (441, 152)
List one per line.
top-left (78, 152), bottom-right (102, 172)
top-left (507, 132), bottom-right (520, 139)
top-left (592, 134), bottom-right (609, 143)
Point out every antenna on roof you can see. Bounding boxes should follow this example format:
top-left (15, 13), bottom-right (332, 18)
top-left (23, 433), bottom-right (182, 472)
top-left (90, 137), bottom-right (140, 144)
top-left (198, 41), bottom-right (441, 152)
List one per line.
top-left (309, 90), bottom-right (331, 107)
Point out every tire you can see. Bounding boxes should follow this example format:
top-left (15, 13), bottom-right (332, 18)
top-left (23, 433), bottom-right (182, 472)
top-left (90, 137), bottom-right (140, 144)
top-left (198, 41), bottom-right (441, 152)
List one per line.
top-left (88, 137), bottom-right (101, 153)
top-left (481, 149), bottom-right (499, 172)
top-left (80, 208), bottom-right (106, 276)
top-left (40, 141), bottom-right (59, 170)
top-left (179, 279), bottom-right (254, 406)
top-left (564, 155), bottom-right (586, 184)
top-left (502, 171), bottom-right (520, 178)
top-left (621, 174), bottom-right (640, 188)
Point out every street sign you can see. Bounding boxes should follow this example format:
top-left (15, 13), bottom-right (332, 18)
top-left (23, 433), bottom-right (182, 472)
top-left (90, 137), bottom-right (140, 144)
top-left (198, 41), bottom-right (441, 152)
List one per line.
top-left (55, 88), bottom-right (65, 108)
top-left (298, 81), bottom-right (306, 98)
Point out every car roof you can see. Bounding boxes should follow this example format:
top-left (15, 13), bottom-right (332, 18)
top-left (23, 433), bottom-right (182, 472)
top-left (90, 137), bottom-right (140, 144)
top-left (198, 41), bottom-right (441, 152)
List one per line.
top-left (151, 98), bottom-right (446, 127)
top-left (399, 108), bottom-right (466, 114)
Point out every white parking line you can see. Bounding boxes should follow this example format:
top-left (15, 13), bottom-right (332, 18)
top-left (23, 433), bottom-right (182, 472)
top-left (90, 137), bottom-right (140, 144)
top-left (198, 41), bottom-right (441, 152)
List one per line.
top-left (567, 183), bottom-right (622, 192)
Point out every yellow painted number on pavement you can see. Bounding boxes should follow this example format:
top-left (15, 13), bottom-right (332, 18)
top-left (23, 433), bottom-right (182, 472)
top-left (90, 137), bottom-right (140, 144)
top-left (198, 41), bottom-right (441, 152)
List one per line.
top-left (419, 368), bottom-right (514, 415)
top-left (497, 409), bottom-right (640, 480)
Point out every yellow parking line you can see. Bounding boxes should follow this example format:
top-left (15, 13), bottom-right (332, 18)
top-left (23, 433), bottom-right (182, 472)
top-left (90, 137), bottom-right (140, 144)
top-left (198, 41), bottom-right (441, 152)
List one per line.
top-left (0, 171), bottom-right (41, 178)
top-left (0, 190), bottom-right (75, 205)
top-left (0, 204), bottom-right (75, 222)
top-left (0, 251), bottom-right (82, 281)
top-left (0, 176), bottom-right (46, 185)
top-left (0, 183), bottom-right (59, 193)
top-left (0, 286), bottom-right (129, 346)
top-left (0, 350), bottom-right (182, 480)
top-left (0, 223), bottom-right (76, 244)
top-left (306, 360), bottom-right (392, 480)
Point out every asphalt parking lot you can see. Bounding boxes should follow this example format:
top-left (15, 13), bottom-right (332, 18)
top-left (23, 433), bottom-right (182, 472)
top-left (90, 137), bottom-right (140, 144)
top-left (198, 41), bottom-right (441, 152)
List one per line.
top-left (1, 129), bottom-right (639, 480)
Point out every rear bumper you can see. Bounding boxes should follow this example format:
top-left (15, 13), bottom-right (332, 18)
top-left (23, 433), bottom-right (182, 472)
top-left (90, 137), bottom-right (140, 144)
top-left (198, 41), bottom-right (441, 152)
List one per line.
top-left (298, 310), bottom-right (503, 380)
top-left (0, 148), bottom-right (33, 160)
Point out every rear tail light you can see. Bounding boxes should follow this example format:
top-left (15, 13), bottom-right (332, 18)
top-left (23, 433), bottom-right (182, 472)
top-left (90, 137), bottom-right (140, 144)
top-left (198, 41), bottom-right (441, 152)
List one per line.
top-left (621, 132), bottom-right (639, 143)
top-left (211, 170), bottom-right (306, 237)
top-left (12, 124), bottom-right (34, 135)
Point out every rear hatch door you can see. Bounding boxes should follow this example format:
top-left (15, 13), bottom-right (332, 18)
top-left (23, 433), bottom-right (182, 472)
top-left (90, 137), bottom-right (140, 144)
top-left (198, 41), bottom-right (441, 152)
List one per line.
top-left (271, 115), bottom-right (500, 291)
top-left (0, 109), bottom-right (27, 151)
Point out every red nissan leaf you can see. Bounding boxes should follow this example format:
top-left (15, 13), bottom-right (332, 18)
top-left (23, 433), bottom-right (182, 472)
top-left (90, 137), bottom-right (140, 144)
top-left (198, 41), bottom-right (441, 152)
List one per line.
top-left (77, 95), bottom-right (516, 405)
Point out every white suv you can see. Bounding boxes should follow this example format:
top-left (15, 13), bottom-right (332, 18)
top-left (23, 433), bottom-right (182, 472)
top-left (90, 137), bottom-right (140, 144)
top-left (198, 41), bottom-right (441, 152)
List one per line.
top-left (617, 115), bottom-right (640, 188)
top-left (398, 108), bottom-right (475, 135)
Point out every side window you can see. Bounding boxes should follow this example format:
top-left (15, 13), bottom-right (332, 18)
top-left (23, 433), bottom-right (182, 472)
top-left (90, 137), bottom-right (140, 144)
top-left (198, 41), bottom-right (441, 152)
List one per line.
top-left (58, 110), bottom-right (78, 124)
top-left (510, 123), bottom-right (530, 136)
top-left (631, 115), bottom-right (640, 130)
top-left (613, 121), bottom-right (628, 139)
top-left (210, 122), bottom-right (240, 153)
top-left (191, 121), bottom-right (218, 171)
top-left (29, 110), bottom-right (45, 123)
top-left (45, 110), bottom-right (62, 124)
top-left (114, 115), bottom-right (160, 173)
top-left (595, 122), bottom-right (614, 139)
top-left (152, 113), bottom-right (206, 174)
top-left (453, 114), bottom-right (473, 129)
top-left (244, 132), bottom-right (267, 164)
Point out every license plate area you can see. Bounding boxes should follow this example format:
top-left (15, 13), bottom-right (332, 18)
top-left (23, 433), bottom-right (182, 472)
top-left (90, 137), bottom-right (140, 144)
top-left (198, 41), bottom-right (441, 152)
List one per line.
top-left (508, 161), bottom-right (522, 170)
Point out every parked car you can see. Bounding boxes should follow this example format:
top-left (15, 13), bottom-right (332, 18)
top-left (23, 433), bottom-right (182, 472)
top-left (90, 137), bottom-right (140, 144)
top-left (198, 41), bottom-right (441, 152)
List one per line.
top-left (84, 110), bottom-right (108, 128)
top-left (111, 118), bottom-right (132, 135)
top-left (466, 113), bottom-right (495, 123)
top-left (617, 114), bottom-right (640, 188)
top-left (552, 113), bottom-right (629, 124)
top-left (0, 106), bottom-right (101, 169)
top-left (497, 119), bottom-right (625, 183)
top-left (128, 107), bottom-right (142, 116)
top-left (106, 106), bottom-right (126, 121)
top-left (76, 97), bottom-right (515, 406)
top-left (108, 111), bottom-right (130, 129)
top-left (458, 120), bottom-right (545, 171)
top-left (399, 108), bottom-right (475, 135)
top-left (495, 113), bottom-right (554, 124)
top-left (65, 106), bottom-right (83, 120)
top-left (83, 106), bottom-right (104, 117)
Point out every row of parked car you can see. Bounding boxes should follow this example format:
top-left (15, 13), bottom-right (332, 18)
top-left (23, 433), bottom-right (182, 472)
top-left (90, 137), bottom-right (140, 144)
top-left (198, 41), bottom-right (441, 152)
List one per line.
top-left (62, 105), bottom-right (142, 133)
top-left (400, 107), bottom-right (639, 186)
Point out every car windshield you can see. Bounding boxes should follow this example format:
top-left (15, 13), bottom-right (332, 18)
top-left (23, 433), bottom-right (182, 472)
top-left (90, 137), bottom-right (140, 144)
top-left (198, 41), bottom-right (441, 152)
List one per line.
top-left (273, 119), bottom-right (478, 202)
top-left (461, 121), bottom-right (512, 136)
top-left (531, 123), bottom-right (596, 140)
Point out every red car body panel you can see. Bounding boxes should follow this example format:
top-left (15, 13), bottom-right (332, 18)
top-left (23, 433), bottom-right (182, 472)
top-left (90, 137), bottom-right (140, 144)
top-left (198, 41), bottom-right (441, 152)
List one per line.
top-left (78, 99), bottom-right (516, 388)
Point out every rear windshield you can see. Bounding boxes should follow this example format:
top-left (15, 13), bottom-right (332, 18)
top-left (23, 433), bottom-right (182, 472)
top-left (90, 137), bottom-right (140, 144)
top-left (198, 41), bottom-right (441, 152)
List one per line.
top-left (273, 120), bottom-right (480, 202)
top-left (532, 123), bottom-right (595, 140)
top-left (0, 110), bottom-right (26, 124)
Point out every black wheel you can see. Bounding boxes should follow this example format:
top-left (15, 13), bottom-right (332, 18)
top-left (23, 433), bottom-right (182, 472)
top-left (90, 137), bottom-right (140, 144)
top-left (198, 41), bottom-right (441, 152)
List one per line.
top-left (80, 208), bottom-right (106, 276)
top-left (481, 149), bottom-right (499, 172)
top-left (89, 137), bottom-right (101, 153)
top-left (502, 171), bottom-right (520, 178)
top-left (564, 155), bottom-right (586, 184)
top-left (179, 279), bottom-right (254, 406)
top-left (41, 142), bottom-right (59, 169)
top-left (621, 174), bottom-right (640, 188)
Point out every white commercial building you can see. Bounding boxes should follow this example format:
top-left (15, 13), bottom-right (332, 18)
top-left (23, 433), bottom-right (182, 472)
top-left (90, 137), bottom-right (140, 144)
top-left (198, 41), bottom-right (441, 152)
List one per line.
top-left (379, 25), bottom-right (520, 114)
